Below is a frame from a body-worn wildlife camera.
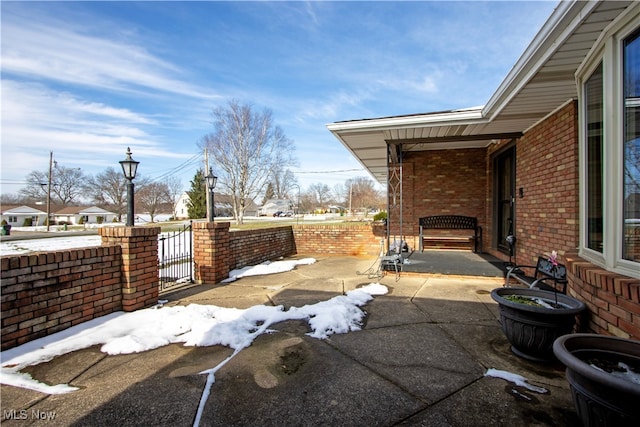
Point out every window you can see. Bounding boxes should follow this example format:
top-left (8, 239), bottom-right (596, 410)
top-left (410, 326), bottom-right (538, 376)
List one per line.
top-left (585, 63), bottom-right (603, 253)
top-left (8, 216), bottom-right (17, 223)
top-left (579, 8), bottom-right (640, 277)
top-left (623, 29), bottom-right (640, 262)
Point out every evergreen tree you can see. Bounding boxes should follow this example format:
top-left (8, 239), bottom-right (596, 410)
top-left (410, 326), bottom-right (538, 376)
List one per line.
top-left (186, 169), bottom-right (207, 219)
top-left (262, 182), bottom-right (275, 204)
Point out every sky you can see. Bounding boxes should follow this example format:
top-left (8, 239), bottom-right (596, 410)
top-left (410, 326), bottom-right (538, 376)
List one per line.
top-left (0, 0), bottom-right (559, 197)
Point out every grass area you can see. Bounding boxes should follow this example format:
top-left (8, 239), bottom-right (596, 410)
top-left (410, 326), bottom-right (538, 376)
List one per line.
top-left (153, 218), bottom-right (374, 232)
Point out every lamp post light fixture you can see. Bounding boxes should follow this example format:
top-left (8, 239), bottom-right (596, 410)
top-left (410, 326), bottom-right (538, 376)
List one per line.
top-left (119, 147), bottom-right (139, 227)
top-left (205, 167), bottom-right (217, 222)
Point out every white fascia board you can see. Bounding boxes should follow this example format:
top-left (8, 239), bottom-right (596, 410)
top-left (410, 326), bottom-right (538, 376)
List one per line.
top-left (80, 206), bottom-right (114, 214)
top-left (483, 0), bottom-right (597, 117)
top-left (3, 206), bottom-right (46, 214)
top-left (326, 107), bottom-right (485, 133)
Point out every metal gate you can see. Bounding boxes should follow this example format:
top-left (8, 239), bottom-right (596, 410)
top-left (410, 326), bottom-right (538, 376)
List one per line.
top-left (158, 221), bottom-right (193, 291)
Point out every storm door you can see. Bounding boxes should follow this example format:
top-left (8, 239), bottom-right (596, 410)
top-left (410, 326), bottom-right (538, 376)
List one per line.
top-left (494, 145), bottom-right (516, 254)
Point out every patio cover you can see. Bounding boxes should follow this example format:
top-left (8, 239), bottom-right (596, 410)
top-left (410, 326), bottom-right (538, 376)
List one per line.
top-left (327, 0), bottom-right (633, 184)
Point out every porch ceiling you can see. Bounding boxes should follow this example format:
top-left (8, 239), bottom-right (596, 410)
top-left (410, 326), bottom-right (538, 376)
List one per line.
top-left (327, 0), bottom-right (633, 184)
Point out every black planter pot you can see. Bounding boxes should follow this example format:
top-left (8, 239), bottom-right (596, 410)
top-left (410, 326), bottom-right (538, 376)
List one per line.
top-left (553, 334), bottom-right (640, 427)
top-left (491, 288), bottom-right (586, 362)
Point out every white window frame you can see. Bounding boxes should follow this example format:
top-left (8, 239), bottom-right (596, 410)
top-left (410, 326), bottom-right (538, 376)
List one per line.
top-left (577, 4), bottom-right (640, 279)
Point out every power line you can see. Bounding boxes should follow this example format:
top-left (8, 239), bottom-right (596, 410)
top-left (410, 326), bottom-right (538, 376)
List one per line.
top-left (294, 169), bottom-right (363, 174)
top-left (145, 153), bottom-right (202, 182)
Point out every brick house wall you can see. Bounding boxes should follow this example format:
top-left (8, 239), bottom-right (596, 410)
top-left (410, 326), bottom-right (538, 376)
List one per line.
top-left (511, 101), bottom-right (580, 266)
top-left (394, 148), bottom-right (487, 250)
top-left (485, 101), bottom-right (639, 339)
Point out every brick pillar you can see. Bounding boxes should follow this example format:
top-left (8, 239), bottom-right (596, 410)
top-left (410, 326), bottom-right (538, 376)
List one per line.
top-left (100, 226), bottom-right (160, 311)
top-left (193, 221), bottom-right (230, 284)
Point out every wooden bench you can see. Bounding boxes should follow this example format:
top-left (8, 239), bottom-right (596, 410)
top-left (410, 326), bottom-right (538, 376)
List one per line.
top-left (419, 215), bottom-right (482, 253)
top-left (504, 256), bottom-right (568, 294)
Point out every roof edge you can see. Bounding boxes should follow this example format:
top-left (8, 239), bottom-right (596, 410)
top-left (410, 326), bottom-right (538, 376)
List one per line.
top-left (326, 106), bottom-right (485, 133)
top-left (483, 0), bottom-right (596, 117)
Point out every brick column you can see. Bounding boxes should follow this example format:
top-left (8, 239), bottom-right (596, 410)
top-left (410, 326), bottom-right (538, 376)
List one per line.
top-left (100, 226), bottom-right (160, 311)
top-left (193, 221), bottom-right (230, 284)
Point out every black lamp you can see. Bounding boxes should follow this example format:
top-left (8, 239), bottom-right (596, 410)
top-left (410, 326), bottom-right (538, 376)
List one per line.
top-left (205, 167), bottom-right (217, 222)
top-left (119, 147), bottom-right (139, 226)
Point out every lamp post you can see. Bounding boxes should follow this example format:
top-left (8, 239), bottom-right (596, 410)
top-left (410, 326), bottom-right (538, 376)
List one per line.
top-left (46, 151), bottom-right (53, 231)
top-left (205, 167), bottom-right (217, 222)
top-left (119, 147), bottom-right (139, 227)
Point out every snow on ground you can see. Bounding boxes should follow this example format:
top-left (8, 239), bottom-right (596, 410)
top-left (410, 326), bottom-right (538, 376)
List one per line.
top-left (223, 258), bottom-right (317, 282)
top-left (484, 368), bottom-right (548, 393)
top-left (0, 283), bottom-right (389, 395)
top-left (0, 235), bottom-right (102, 256)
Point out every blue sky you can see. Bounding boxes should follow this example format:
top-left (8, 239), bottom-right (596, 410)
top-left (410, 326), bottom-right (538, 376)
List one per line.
top-left (1, 1), bottom-right (558, 196)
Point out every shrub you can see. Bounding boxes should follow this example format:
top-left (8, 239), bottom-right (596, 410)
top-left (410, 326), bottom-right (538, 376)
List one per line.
top-left (373, 211), bottom-right (387, 222)
top-left (23, 217), bottom-right (33, 226)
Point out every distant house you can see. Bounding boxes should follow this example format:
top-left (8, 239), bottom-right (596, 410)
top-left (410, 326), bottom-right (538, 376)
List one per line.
top-left (174, 193), bottom-right (191, 220)
top-left (174, 192), bottom-right (258, 219)
top-left (53, 206), bottom-right (117, 225)
top-left (0, 205), bottom-right (48, 226)
top-left (0, 204), bottom-right (117, 226)
top-left (258, 199), bottom-right (294, 216)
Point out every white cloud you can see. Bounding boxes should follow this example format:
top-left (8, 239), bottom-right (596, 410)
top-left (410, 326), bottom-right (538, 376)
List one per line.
top-left (1, 12), bottom-right (218, 101)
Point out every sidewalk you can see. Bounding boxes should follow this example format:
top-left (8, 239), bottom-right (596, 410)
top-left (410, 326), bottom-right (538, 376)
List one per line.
top-left (0, 255), bottom-right (579, 426)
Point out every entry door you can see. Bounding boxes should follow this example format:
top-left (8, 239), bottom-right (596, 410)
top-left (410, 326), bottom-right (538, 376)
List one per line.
top-left (494, 146), bottom-right (515, 254)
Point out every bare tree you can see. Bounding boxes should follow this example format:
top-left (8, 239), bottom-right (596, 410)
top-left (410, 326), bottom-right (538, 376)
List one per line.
top-left (346, 176), bottom-right (384, 214)
top-left (272, 167), bottom-right (298, 199)
top-left (84, 167), bottom-right (127, 220)
top-left (137, 181), bottom-right (172, 222)
top-left (20, 166), bottom-right (85, 206)
top-left (308, 182), bottom-right (332, 208)
top-left (201, 100), bottom-right (297, 223)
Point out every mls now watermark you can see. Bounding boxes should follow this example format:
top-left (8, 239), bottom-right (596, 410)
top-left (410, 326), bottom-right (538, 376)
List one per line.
top-left (3, 409), bottom-right (57, 421)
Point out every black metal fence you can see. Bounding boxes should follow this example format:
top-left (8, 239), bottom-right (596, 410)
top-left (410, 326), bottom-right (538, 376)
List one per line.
top-left (158, 221), bottom-right (193, 291)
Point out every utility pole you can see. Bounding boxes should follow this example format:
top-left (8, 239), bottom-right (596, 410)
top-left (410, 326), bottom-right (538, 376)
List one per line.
top-left (349, 181), bottom-right (353, 217)
top-left (46, 151), bottom-right (53, 232)
top-left (204, 148), bottom-right (210, 219)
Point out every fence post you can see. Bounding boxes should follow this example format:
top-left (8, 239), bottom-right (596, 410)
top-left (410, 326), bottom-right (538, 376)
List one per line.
top-left (100, 226), bottom-right (160, 311)
top-left (192, 221), bottom-right (230, 284)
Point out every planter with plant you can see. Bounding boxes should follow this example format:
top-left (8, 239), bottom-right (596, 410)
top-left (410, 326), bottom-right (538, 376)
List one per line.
top-left (553, 334), bottom-right (640, 426)
top-left (491, 251), bottom-right (586, 362)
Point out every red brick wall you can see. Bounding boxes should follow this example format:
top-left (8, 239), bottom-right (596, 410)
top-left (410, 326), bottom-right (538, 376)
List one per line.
top-left (193, 222), bottom-right (384, 283)
top-left (397, 148), bottom-right (487, 249)
top-left (292, 224), bottom-right (384, 256)
top-left (1, 246), bottom-right (123, 351)
top-left (565, 252), bottom-right (640, 340)
top-left (193, 221), bottom-right (231, 284)
top-left (1, 226), bottom-right (160, 351)
top-left (230, 226), bottom-right (296, 269)
top-left (100, 226), bottom-right (160, 311)
top-left (511, 101), bottom-right (579, 266)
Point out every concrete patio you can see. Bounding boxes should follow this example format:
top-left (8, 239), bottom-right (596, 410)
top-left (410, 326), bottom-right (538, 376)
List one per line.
top-left (0, 255), bottom-right (580, 426)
